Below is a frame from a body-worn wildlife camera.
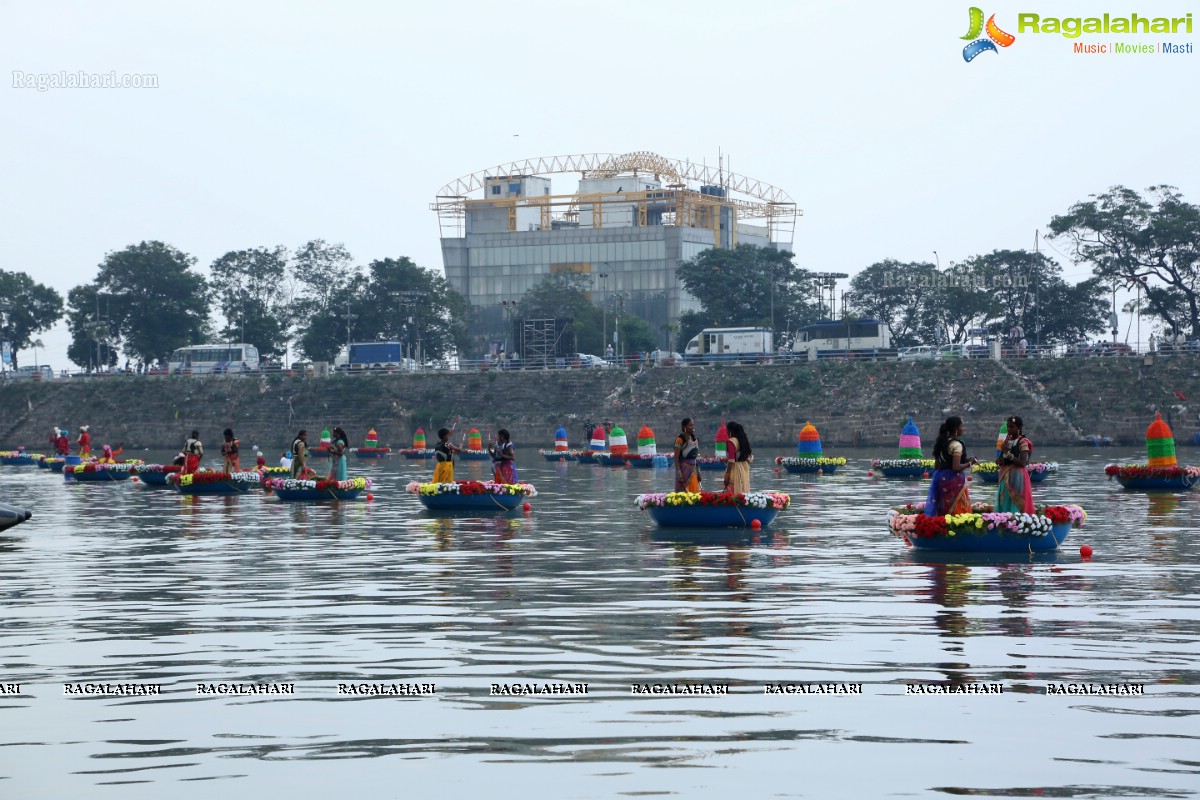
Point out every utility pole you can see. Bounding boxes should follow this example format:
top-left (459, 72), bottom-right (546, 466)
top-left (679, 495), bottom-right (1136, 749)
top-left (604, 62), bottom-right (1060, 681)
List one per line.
top-left (597, 271), bottom-right (609, 355)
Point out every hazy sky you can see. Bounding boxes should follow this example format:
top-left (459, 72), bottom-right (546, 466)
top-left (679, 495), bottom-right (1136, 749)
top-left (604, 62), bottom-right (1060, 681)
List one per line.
top-left (3, 0), bottom-right (1197, 367)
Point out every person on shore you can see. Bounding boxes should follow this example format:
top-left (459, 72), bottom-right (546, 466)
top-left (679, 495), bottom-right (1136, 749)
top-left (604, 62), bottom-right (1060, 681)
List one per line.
top-left (673, 417), bottom-right (701, 493)
top-left (328, 427), bottom-right (350, 482)
top-left (722, 420), bottom-right (752, 494)
top-left (488, 429), bottom-right (518, 484)
top-left (433, 427), bottom-right (464, 484)
top-left (182, 430), bottom-right (203, 475)
top-left (221, 428), bottom-right (241, 473)
top-left (76, 426), bottom-right (91, 458)
top-left (290, 430), bottom-right (310, 479)
top-left (996, 415), bottom-right (1035, 514)
top-left (924, 416), bottom-right (978, 516)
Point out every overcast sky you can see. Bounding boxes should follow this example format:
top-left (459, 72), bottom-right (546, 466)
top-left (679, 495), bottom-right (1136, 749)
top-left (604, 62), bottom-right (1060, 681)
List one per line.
top-left (2, 0), bottom-right (1197, 367)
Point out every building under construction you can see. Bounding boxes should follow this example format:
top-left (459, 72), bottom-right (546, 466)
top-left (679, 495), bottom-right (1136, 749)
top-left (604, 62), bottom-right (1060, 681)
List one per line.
top-left (433, 151), bottom-right (800, 356)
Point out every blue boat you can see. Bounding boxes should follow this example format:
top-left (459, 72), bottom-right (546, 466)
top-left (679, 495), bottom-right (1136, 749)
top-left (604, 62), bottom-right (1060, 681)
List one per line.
top-left (782, 463), bottom-right (839, 475)
top-left (1115, 474), bottom-right (1199, 491)
top-left (417, 492), bottom-right (525, 512)
top-left (541, 451), bottom-right (573, 462)
top-left (576, 453), bottom-right (600, 464)
top-left (907, 521), bottom-right (1072, 553)
top-left (460, 451), bottom-right (492, 461)
top-left (172, 476), bottom-right (255, 495)
top-left (272, 487), bottom-right (363, 502)
top-left (135, 471), bottom-right (173, 486)
top-left (0, 455), bottom-right (38, 466)
top-left (356, 447), bottom-right (394, 459)
top-left (878, 465), bottom-right (928, 478)
top-left (697, 460), bottom-right (727, 472)
top-left (399, 449), bottom-right (433, 460)
top-left (65, 468), bottom-right (132, 482)
top-left (976, 470), bottom-right (1051, 484)
top-left (646, 505), bottom-right (780, 529)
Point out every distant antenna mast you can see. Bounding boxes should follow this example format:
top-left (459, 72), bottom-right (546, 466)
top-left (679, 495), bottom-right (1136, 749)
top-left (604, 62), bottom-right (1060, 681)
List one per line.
top-left (718, 146), bottom-right (723, 187)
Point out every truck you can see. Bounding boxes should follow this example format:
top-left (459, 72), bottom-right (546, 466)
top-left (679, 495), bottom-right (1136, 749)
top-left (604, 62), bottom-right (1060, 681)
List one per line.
top-left (683, 327), bottom-right (773, 363)
top-left (334, 342), bottom-right (416, 372)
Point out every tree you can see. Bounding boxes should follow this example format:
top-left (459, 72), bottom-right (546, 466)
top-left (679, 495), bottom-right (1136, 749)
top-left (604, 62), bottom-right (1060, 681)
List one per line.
top-left (617, 317), bottom-right (656, 355)
top-left (355, 257), bottom-right (468, 360)
top-left (1036, 277), bottom-right (1110, 345)
top-left (517, 273), bottom-right (604, 355)
top-left (69, 241), bottom-right (209, 367)
top-left (209, 246), bottom-right (293, 358)
top-left (293, 240), bottom-right (361, 361)
top-left (0, 269), bottom-right (64, 369)
top-left (676, 245), bottom-right (817, 335)
top-left (65, 284), bottom-right (119, 370)
top-left (1049, 185), bottom-right (1200, 339)
top-left (845, 260), bottom-right (940, 348)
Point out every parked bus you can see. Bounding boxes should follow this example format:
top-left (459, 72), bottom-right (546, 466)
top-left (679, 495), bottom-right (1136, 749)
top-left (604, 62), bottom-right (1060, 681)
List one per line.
top-left (791, 319), bottom-right (894, 361)
top-left (168, 343), bottom-right (260, 375)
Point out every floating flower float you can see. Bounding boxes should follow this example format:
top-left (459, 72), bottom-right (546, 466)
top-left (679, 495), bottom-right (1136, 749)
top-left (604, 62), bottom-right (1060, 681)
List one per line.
top-left (887, 502), bottom-right (1086, 553)
top-left (0, 451), bottom-right (43, 467)
top-left (38, 456), bottom-right (66, 473)
top-left (167, 470), bottom-right (260, 495)
top-left (264, 475), bottom-right (371, 501)
top-left (696, 456), bottom-right (727, 471)
top-left (405, 479), bottom-right (536, 511)
top-left (540, 426), bottom-right (576, 461)
top-left (1105, 414), bottom-right (1199, 491)
top-left (577, 425), bottom-right (607, 464)
top-left (972, 460), bottom-right (1059, 483)
top-left (355, 428), bottom-right (393, 458)
top-left (635, 490), bottom-right (791, 528)
top-left (780, 422), bottom-right (843, 474)
top-left (131, 463), bottom-right (182, 486)
top-left (871, 417), bottom-right (931, 477)
top-left (459, 429), bottom-right (491, 461)
top-left (64, 463), bottom-right (135, 482)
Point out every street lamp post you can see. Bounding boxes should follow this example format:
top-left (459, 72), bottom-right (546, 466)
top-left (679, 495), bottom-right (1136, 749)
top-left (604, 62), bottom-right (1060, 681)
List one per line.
top-left (596, 272), bottom-right (609, 356)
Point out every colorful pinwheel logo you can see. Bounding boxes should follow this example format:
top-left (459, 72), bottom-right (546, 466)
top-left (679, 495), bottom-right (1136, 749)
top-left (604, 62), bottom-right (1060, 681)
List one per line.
top-left (961, 7), bottom-right (1015, 61)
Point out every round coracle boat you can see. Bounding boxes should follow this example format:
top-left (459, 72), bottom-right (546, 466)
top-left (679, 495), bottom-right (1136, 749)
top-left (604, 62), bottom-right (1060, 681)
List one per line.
top-left (1104, 463), bottom-right (1200, 491)
top-left (696, 456), bottom-right (727, 472)
top-left (870, 458), bottom-right (934, 478)
top-left (972, 461), bottom-right (1059, 484)
top-left (575, 452), bottom-right (600, 464)
top-left (1, 452), bottom-right (44, 467)
top-left (887, 502), bottom-right (1086, 553)
top-left (64, 463), bottom-right (136, 482)
top-left (167, 470), bottom-right (260, 495)
top-left (39, 456), bottom-right (67, 473)
top-left (131, 463), bottom-right (182, 486)
top-left (355, 446), bottom-right (393, 459)
top-left (775, 456), bottom-right (846, 475)
top-left (539, 449), bottom-right (582, 462)
top-left (635, 491), bottom-right (791, 528)
top-left (598, 453), bottom-right (674, 468)
top-left (459, 449), bottom-right (491, 461)
top-left (406, 480), bottom-right (536, 511)
top-left (397, 448), bottom-right (433, 460)
top-left (263, 476), bottom-right (371, 501)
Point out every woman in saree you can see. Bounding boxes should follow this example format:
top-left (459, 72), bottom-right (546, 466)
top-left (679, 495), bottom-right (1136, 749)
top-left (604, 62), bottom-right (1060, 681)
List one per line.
top-left (923, 416), bottom-right (978, 516)
top-left (432, 427), bottom-right (463, 484)
top-left (995, 415), bottom-right (1035, 514)
top-left (328, 427), bottom-right (349, 482)
top-left (673, 417), bottom-right (701, 493)
top-left (722, 420), bottom-right (752, 495)
top-left (489, 429), bottom-right (518, 484)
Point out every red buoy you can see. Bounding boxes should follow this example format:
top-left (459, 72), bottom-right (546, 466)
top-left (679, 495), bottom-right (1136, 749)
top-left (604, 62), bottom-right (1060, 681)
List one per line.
top-left (867, 470), bottom-right (874, 477)
top-left (1080, 544), bottom-right (1093, 558)
top-left (523, 502), bottom-right (531, 511)
top-left (366, 493), bottom-right (375, 502)
top-left (750, 519), bottom-right (762, 530)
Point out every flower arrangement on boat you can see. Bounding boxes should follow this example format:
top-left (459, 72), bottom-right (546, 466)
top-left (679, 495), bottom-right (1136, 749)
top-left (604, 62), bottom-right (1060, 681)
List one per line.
top-left (871, 458), bottom-right (935, 470)
top-left (775, 456), bottom-right (848, 468)
top-left (538, 448), bottom-right (586, 458)
top-left (257, 466), bottom-right (291, 475)
top-left (264, 476), bottom-right (372, 492)
top-left (696, 456), bottom-right (726, 466)
top-left (70, 462), bottom-right (137, 474)
top-left (887, 503), bottom-right (1086, 540)
top-left (1104, 463), bottom-right (1200, 480)
top-left (170, 470), bottom-right (263, 487)
top-left (404, 480), bottom-right (537, 497)
top-left (634, 491), bottom-right (791, 511)
top-left (972, 461), bottom-right (1059, 475)
top-left (132, 463), bottom-right (182, 474)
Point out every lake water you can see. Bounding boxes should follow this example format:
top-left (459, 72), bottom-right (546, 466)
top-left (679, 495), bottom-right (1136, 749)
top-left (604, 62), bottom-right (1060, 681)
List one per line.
top-left (1, 446), bottom-right (1198, 799)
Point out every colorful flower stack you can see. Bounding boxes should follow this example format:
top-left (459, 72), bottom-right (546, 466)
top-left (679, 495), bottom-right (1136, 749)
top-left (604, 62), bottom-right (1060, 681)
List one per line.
top-left (624, 425), bottom-right (671, 468)
top-left (973, 420), bottom-right (1059, 483)
top-left (577, 425), bottom-right (607, 464)
top-left (776, 421), bottom-right (846, 474)
top-left (354, 427), bottom-right (393, 458)
top-left (406, 479), bottom-right (537, 512)
top-left (696, 422), bottom-right (729, 471)
top-left (396, 427), bottom-right (431, 459)
top-left (870, 416), bottom-right (934, 478)
top-left (265, 475), bottom-right (373, 502)
top-left (311, 427), bottom-right (333, 458)
top-left (634, 490), bottom-right (791, 528)
top-left (540, 426), bottom-right (579, 462)
top-left (886, 501), bottom-right (1087, 553)
top-left (598, 425), bottom-right (633, 467)
top-left (462, 428), bottom-right (490, 460)
top-left (1104, 413), bottom-right (1200, 490)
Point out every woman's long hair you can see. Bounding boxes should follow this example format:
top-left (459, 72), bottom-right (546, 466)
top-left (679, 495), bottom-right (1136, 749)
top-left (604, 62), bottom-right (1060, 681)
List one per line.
top-left (933, 416), bottom-right (963, 464)
top-left (332, 427), bottom-right (348, 446)
top-left (726, 420), bottom-right (752, 461)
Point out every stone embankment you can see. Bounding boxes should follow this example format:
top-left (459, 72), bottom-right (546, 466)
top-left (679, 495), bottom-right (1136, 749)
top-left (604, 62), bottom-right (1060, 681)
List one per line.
top-left (1, 356), bottom-right (1198, 452)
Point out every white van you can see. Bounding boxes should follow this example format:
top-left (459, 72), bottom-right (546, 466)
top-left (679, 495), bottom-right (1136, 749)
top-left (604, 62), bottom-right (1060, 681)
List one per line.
top-left (897, 346), bottom-right (936, 360)
top-left (11, 365), bottom-right (54, 380)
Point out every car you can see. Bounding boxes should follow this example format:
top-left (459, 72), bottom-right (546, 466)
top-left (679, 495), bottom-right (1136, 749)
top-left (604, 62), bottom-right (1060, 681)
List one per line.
top-left (9, 365), bottom-right (54, 380)
top-left (898, 346), bottom-right (937, 360)
top-left (936, 344), bottom-right (967, 359)
top-left (575, 353), bottom-right (613, 368)
top-left (649, 350), bottom-right (686, 366)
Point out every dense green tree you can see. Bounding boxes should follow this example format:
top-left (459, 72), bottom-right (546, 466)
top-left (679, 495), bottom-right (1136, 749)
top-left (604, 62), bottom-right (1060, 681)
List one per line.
top-left (845, 259), bottom-right (939, 348)
top-left (0, 269), bottom-right (64, 369)
top-left (64, 284), bottom-right (120, 370)
top-left (676, 245), bottom-right (817, 335)
top-left (353, 257), bottom-right (468, 361)
top-left (292, 240), bottom-right (361, 361)
top-left (67, 241), bottom-right (209, 367)
top-left (1049, 185), bottom-right (1200, 338)
top-left (209, 246), bottom-right (292, 358)
top-left (616, 316), bottom-right (656, 355)
top-left (1037, 277), bottom-right (1111, 345)
top-left (517, 273), bottom-right (605, 355)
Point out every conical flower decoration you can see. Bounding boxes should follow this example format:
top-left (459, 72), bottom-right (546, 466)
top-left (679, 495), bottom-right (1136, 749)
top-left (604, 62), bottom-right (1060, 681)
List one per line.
top-left (637, 425), bottom-right (656, 455)
top-left (898, 416), bottom-right (922, 458)
top-left (468, 429), bottom-right (482, 450)
top-left (554, 426), bottom-right (568, 452)
top-left (609, 425), bottom-right (628, 456)
top-left (797, 421), bottom-right (822, 456)
top-left (413, 428), bottom-right (426, 449)
top-left (1146, 412), bottom-right (1177, 467)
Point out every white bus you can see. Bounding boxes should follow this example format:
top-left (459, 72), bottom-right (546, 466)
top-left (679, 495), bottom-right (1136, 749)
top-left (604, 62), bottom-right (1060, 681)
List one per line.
top-left (791, 320), bottom-right (894, 361)
top-left (168, 343), bottom-right (260, 375)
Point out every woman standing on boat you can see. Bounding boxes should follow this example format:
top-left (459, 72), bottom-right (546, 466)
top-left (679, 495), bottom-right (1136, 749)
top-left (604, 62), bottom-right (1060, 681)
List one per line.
top-left (924, 416), bottom-right (977, 516)
top-left (76, 426), bottom-right (91, 458)
top-left (290, 430), bottom-right (310, 479)
top-left (995, 415), bottom-right (1035, 514)
top-left (221, 428), bottom-right (241, 473)
top-left (182, 431), bottom-right (203, 475)
top-left (433, 427), bottom-right (463, 484)
top-left (489, 429), bottom-right (518, 485)
top-left (722, 420), bottom-right (752, 495)
top-left (328, 427), bottom-right (350, 482)
top-left (673, 417), bottom-right (701, 493)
